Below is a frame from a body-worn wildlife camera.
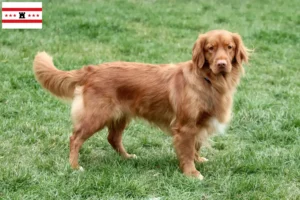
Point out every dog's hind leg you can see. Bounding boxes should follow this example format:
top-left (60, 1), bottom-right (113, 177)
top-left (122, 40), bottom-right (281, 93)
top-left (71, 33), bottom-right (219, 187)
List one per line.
top-left (69, 115), bottom-right (107, 170)
top-left (69, 87), bottom-right (113, 170)
top-left (107, 117), bottom-right (136, 159)
top-left (194, 130), bottom-right (209, 163)
top-left (194, 141), bottom-right (208, 163)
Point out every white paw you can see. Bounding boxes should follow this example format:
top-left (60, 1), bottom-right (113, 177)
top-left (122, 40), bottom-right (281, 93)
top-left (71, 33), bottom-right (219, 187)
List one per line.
top-left (124, 154), bottom-right (137, 159)
top-left (78, 166), bottom-right (84, 171)
top-left (198, 174), bottom-right (204, 180)
top-left (195, 156), bottom-right (209, 163)
top-left (131, 154), bottom-right (137, 159)
top-left (199, 157), bottom-right (209, 162)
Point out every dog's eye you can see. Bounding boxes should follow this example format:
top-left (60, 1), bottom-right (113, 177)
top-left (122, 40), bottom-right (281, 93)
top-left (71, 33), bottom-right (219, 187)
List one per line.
top-left (228, 45), bottom-right (233, 49)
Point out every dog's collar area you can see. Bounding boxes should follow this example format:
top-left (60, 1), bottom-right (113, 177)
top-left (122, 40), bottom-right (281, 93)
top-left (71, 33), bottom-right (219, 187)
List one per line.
top-left (204, 77), bottom-right (211, 84)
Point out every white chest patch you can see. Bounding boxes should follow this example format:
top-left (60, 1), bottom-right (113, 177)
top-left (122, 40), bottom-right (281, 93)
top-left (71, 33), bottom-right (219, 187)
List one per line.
top-left (210, 118), bottom-right (227, 134)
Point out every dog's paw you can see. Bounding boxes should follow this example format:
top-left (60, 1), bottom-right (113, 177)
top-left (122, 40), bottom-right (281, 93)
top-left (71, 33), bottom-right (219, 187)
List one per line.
top-left (78, 166), bottom-right (85, 171)
top-left (71, 165), bottom-right (85, 173)
top-left (195, 156), bottom-right (208, 163)
top-left (185, 169), bottom-right (203, 180)
top-left (128, 154), bottom-right (137, 159)
top-left (122, 153), bottom-right (137, 159)
top-left (197, 174), bottom-right (204, 180)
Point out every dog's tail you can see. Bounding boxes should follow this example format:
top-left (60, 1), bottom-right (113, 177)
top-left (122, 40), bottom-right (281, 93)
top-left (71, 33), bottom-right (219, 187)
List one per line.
top-left (33, 52), bottom-right (84, 100)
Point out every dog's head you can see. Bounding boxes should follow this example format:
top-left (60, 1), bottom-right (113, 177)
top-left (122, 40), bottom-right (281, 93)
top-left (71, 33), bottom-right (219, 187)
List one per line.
top-left (192, 30), bottom-right (248, 74)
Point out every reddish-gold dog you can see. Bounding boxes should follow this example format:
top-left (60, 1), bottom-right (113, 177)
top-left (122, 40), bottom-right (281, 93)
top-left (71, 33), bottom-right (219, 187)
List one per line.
top-left (33, 30), bottom-right (248, 180)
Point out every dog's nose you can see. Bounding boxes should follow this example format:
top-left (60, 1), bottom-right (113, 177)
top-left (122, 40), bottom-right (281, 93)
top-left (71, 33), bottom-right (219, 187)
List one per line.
top-left (217, 60), bottom-right (227, 68)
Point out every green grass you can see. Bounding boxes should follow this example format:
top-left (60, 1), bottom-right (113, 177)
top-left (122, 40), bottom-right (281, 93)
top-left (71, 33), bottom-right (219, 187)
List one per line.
top-left (1, 0), bottom-right (300, 199)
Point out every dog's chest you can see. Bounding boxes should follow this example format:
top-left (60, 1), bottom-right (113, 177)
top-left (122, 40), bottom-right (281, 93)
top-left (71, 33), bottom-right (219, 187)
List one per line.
top-left (209, 117), bottom-right (227, 134)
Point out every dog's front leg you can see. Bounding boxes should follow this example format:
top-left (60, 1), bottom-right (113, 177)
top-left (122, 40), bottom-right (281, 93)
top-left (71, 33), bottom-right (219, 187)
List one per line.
top-left (172, 124), bottom-right (204, 180)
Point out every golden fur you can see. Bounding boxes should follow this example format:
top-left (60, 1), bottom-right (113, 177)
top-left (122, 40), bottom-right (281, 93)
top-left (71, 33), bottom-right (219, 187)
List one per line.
top-left (33, 30), bottom-right (248, 180)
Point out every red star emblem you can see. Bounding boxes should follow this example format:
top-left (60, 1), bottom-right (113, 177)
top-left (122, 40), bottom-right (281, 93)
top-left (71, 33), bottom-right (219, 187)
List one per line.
top-left (32, 14), bottom-right (35, 17)
top-left (28, 14), bottom-right (31, 17)
top-left (37, 14), bottom-right (39, 17)
top-left (9, 14), bottom-right (12, 17)
top-left (5, 14), bottom-right (8, 17)
top-left (14, 14), bottom-right (16, 17)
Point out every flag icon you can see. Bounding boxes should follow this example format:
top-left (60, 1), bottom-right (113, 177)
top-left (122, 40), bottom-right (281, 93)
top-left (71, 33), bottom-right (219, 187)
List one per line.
top-left (2, 2), bottom-right (42, 29)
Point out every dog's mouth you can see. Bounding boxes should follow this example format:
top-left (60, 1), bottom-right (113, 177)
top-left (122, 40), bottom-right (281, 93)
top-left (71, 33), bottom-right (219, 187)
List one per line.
top-left (212, 65), bottom-right (231, 75)
top-left (220, 71), bottom-right (227, 76)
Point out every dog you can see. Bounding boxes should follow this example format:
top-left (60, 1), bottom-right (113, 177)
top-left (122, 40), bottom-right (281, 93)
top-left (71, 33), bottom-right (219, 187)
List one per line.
top-left (33, 30), bottom-right (248, 180)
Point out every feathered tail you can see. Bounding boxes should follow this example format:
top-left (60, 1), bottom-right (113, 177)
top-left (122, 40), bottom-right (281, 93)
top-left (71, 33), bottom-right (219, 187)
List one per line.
top-left (33, 52), bottom-right (84, 99)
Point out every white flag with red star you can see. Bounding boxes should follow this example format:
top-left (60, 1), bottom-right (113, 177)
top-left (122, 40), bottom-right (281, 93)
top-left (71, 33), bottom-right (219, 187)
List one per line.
top-left (2, 2), bottom-right (42, 29)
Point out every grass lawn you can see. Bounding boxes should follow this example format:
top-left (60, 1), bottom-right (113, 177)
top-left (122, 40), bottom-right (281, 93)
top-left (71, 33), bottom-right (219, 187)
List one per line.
top-left (1, 0), bottom-right (300, 199)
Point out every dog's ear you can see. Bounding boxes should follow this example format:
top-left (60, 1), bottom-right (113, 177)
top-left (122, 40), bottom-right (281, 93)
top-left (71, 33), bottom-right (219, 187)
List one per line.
top-left (232, 33), bottom-right (248, 65)
top-left (192, 34), bottom-right (206, 68)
